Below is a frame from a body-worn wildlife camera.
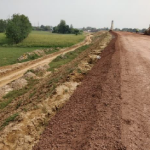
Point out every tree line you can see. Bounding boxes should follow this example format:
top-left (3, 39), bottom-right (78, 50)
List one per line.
top-left (0, 16), bottom-right (82, 44)
top-left (52, 20), bottom-right (81, 35)
top-left (32, 25), bottom-right (52, 31)
top-left (114, 28), bottom-right (146, 33)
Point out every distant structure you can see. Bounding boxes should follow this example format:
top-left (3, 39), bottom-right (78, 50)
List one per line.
top-left (144, 24), bottom-right (150, 35)
top-left (110, 20), bottom-right (114, 31)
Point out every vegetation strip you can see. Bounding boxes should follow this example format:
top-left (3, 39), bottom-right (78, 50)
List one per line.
top-left (0, 113), bottom-right (19, 130)
top-left (0, 79), bottom-right (38, 110)
top-left (49, 45), bottom-right (89, 71)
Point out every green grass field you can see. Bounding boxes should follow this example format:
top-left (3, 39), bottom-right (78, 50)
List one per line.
top-left (0, 47), bottom-right (38, 66)
top-left (0, 31), bottom-right (85, 67)
top-left (0, 31), bottom-right (85, 47)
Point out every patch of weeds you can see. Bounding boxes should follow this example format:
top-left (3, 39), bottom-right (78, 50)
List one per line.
top-left (23, 108), bottom-right (28, 112)
top-left (67, 68), bottom-right (74, 74)
top-left (46, 84), bottom-right (57, 98)
top-left (49, 77), bottom-right (61, 85)
top-left (29, 91), bottom-right (36, 99)
top-left (45, 48), bottom-right (59, 54)
top-left (0, 113), bottom-right (19, 130)
top-left (28, 54), bottom-right (39, 60)
top-left (19, 54), bottom-right (40, 63)
top-left (4, 79), bottom-right (38, 99)
top-left (0, 99), bottom-right (13, 110)
top-left (49, 45), bottom-right (89, 71)
top-left (77, 68), bottom-right (82, 74)
top-left (1, 79), bottom-right (38, 109)
top-left (64, 89), bottom-right (68, 93)
top-left (16, 100), bottom-right (22, 109)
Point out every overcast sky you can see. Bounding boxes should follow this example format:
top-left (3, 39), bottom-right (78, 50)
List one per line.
top-left (0, 0), bottom-right (149, 29)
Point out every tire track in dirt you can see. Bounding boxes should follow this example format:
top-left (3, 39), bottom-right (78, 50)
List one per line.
top-left (33, 32), bottom-right (126, 150)
top-left (0, 35), bottom-right (92, 88)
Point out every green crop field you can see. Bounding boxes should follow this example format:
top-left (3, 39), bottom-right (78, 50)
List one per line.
top-left (0, 31), bottom-right (85, 67)
top-left (0, 47), bottom-right (37, 66)
top-left (0, 31), bottom-right (85, 47)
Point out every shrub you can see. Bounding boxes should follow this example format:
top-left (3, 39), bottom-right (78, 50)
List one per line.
top-left (6, 14), bottom-right (32, 44)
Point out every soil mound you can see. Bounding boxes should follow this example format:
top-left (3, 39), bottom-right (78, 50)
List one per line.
top-left (0, 85), bottom-right (13, 99)
top-left (11, 78), bottom-right (28, 90)
top-left (24, 71), bottom-right (36, 80)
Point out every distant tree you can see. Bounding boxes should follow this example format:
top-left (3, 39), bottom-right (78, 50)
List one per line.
top-left (52, 26), bottom-right (59, 33)
top-left (40, 25), bottom-right (51, 31)
top-left (70, 24), bottom-right (74, 33)
top-left (45, 26), bottom-right (51, 31)
top-left (57, 20), bottom-right (67, 33)
top-left (40, 25), bottom-right (45, 30)
top-left (6, 14), bottom-right (32, 43)
top-left (114, 28), bottom-right (121, 31)
top-left (141, 28), bottom-right (146, 33)
top-left (52, 20), bottom-right (81, 35)
top-left (65, 25), bottom-right (70, 33)
top-left (74, 29), bottom-right (80, 35)
top-left (0, 19), bottom-right (7, 33)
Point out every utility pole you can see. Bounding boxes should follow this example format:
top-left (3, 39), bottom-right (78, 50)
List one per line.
top-left (110, 20), bottom-right (114, 31)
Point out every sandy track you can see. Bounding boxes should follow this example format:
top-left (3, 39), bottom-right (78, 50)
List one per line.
top-left (33, 32), bottom-right (150, 150)
top-left (0, 35), bottom-right (92, 87)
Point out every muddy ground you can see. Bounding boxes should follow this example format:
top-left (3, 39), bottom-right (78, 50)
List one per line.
top-left (0, 32), bottom-right (111, 150)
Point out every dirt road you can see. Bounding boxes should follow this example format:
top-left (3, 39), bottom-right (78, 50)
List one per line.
top-left (0, 35), bottom-right (92, 88)
top-left (119, 32), bottom-right (150, 150)
top-left (33, 32), bottom-right (150, 150)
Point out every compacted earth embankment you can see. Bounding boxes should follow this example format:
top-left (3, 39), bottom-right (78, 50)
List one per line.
top-left (0, 32), bottom-right (112, 150)
top-left (33, 32), bottom-right (126, 150)
top-left (33, 32), bottom-right (150, 150)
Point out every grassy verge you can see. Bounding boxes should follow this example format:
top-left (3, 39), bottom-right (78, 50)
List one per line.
top-left (0, 113), bottom-right (19, 130)
top-left (0, 79), bottom-right (38, 110)
top-left (49, 45), bottom-right (89, 71)
top-left (19, 48), bottom-right (60, 63)
top-left (0, 99), bottom-right (13, 110)
top-left (0, 47), bottom-right (38, 66)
